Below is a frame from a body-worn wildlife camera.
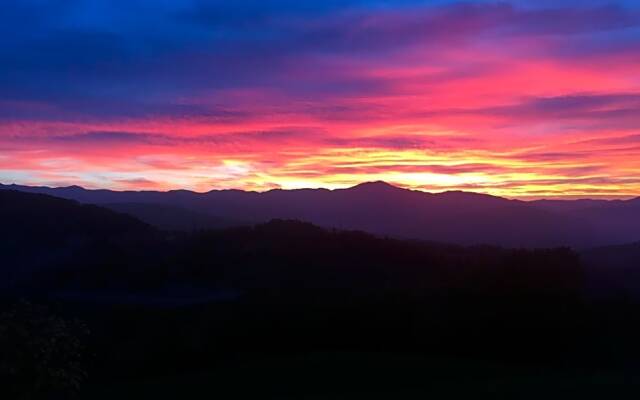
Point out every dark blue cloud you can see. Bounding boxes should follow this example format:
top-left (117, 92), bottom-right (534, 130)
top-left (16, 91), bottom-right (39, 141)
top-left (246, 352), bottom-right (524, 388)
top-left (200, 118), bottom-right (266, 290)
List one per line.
top-left (1, 0), bottom-right (639, 122)
top-left (481, 93), bottom-right (640, 123)
top-left (19, 127), bottom-right (319, 146)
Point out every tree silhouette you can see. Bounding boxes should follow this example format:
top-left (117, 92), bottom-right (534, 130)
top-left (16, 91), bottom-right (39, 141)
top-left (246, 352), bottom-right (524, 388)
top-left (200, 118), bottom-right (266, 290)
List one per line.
top-left (0, 301), bottom-right (89, 400)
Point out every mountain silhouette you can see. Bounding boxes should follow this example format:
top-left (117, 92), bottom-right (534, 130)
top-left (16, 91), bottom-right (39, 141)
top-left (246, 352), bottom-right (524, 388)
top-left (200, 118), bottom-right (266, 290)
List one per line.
top-left (103, 202), bottom-right (244, 231)
top-left (0, 189), bottom-right (152, 287)
top-left (2, 181), bottom-right (637, 247)
top-left (0, 189), bottom-right (150, 238)
top-left (2, 187), bottom-right (639, 392)
top-left (581, 241), bottom-right (640, 299)
top-left (533, 197), bottom-right (640, 246)
top-left (583, 241), bottom-right (640, 270)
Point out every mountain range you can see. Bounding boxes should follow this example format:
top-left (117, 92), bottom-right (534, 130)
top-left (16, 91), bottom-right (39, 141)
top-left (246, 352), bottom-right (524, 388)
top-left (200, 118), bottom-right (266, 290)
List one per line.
top-left (2, 181), bottom-right (639, 248)
top-left (0, 189), bottom-right (583, 295)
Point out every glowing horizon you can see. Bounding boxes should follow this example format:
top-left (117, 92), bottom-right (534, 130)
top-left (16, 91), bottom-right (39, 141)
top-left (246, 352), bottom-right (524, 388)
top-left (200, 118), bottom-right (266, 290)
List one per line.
top-left (1, 1), bottom-right (640, 198)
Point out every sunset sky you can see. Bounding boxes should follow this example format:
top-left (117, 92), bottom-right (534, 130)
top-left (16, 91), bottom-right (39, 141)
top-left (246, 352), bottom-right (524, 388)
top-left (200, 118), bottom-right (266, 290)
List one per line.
top-left (1, 0), bottom-right (640, 198)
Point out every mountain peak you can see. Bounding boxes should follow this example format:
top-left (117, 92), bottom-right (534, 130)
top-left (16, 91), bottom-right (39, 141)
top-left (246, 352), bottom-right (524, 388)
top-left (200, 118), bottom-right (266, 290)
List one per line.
top-left (350, 181), bottom-right (401, 191)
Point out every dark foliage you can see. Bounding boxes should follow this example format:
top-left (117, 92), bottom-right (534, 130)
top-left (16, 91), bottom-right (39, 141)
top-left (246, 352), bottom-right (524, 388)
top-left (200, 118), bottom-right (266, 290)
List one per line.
top-left (0, 301), bottom-right (89, 399)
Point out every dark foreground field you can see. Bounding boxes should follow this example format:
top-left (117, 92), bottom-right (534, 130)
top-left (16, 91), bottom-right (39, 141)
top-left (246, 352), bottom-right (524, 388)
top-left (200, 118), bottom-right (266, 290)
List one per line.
top-left (11, 285), bottom-right (640, 400)
top-left (81, 353), bottom-right (640, 400)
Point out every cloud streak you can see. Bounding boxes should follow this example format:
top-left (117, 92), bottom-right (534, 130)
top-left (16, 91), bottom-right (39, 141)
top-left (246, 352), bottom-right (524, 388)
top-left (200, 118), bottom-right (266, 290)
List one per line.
top-left (0, 0), bottom-right (639, 197)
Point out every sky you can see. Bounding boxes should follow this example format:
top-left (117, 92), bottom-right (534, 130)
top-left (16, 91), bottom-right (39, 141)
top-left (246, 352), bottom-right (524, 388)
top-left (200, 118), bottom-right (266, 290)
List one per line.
top-left (1, 0), bottom-right (640, 198)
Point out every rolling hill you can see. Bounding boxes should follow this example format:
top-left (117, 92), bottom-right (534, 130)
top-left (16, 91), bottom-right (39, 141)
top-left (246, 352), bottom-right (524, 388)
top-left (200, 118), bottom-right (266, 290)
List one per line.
top-left (2, 181), bottom-right (638, 248)
top-left (0, 189), bottom-right (152, 287)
